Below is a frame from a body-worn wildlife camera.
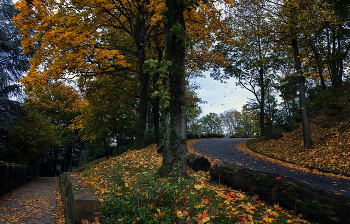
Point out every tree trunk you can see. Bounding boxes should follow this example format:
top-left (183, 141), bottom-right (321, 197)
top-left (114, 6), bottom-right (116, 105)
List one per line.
top-left (291, 37), bottom-right (312, 147)
top-left (259, 67), bottom-right (266, 136)
top-left (157, 0), bottom-right (187, 177)
top-left (311, 45), bottom-right (326, 90)
top-left (103, 138), bottom-right (109, 160)
top-left (330, 36), bottom-right (343, 89)
top-left (153, 94), bottom-right (160, 145)
top-left (209, 161), bottom-right (350, 224)
top-left (134, 50), bottom-right (149, 150)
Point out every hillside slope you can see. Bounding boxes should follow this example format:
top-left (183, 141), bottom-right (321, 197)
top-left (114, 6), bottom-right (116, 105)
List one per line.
top-left (246, 117), bottom-right (350, 177)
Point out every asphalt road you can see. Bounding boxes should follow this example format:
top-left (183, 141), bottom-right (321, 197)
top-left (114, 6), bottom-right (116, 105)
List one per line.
top-left (192, 138), bottom-right (350, 198)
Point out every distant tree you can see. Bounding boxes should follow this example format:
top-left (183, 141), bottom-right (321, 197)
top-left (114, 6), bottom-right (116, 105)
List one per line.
top-left (198, 113), bottom-right (223, 135)
top-left (234, 105), bottom-right (259, 138)
top-left (78, 74), bottom-right (138, 156)
top-left (19, 82), bottom-right (82, 171)
top-left (186, 83), bottom-right (203, 134)
top-left (212, 0), bottom-right (280, 136)
top-left (7, 108), bottom-right (59, 165)
top-left (219, 109), bottom-right (240, 136)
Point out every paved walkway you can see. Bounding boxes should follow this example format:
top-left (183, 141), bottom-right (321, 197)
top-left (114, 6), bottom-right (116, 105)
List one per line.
top-left (0, 177), bottom-right (62, 224)
top-left (192, 138), bottom-right (350, 197)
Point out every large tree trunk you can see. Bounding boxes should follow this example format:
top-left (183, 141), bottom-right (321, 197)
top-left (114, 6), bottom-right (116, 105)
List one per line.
top-left (330, 36), bottom-right (343, 89)
top-left (210, 161), bottom-right (350, 224)
top-left (134, 49), bottom-right (149, 150)
top-left (291, 37), bottom-right (312, 147)
top-left (157, 0), bottom-right (187, 177)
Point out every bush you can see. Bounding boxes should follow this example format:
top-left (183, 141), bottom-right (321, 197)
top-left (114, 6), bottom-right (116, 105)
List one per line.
top-left (200, 133), bottom-right (225, 138)
top-left (307, 83), bottom-right (350, 119)
top-left (187, 133), bottom-right (200, 139)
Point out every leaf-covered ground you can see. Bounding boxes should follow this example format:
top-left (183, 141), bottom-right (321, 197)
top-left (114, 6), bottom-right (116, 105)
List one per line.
top-left (248, 119), bottom-right (350, 178)
top-left (0, 177), bottom-right (65, 224)
top-left (75, 142), bottom-right (310, 224)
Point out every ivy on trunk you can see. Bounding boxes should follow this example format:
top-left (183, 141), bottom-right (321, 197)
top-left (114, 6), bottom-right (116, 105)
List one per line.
top-left (157, 0), bottom-right (187, 177)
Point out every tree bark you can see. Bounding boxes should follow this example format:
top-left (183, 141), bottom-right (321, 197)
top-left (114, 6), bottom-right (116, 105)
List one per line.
top-left (311, 44), bottom-right (326, 90)
top-left (258, 67), bottom-right (266, 136)
top-left (210, 161), bottom-right (350, 224)
top-left (330, 35), bottom-right (343, 89)
top-left (291, 37), bottom-right (312, 147)
top-left (134, 47), bottom-right (149, 150)
top-left (157, 0), bottom-right (187, 177)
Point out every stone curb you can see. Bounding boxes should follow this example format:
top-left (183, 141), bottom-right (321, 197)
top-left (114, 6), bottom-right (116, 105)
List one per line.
top-left (59, 172), bottom-right (99, 224)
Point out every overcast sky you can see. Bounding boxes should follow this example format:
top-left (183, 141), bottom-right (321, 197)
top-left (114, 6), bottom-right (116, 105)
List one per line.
top-left (190, 72), bottom-right (253, 117)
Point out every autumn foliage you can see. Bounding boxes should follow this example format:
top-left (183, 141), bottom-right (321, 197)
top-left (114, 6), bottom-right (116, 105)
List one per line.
top-left (73, 140), bottom-right (309, 223)
top-left (250, 119), bottom-right (350, 176)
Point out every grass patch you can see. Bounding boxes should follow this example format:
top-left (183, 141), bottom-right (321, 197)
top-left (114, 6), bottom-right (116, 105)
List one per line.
top-left (75, 143), bottom-right (309, 224)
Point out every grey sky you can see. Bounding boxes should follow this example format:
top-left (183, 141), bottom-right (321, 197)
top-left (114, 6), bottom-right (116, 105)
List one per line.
top-left (190, 72), bottom-right (252, 117)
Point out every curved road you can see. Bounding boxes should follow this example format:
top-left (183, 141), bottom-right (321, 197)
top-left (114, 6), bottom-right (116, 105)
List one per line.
top-left (192, 138), bottom-right (350, 198)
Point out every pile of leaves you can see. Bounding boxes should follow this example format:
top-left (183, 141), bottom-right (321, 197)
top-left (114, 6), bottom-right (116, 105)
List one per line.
top-left (75, 142), bottom-right (309, 223)
top-left (251, 119), bottom-right (350, 176)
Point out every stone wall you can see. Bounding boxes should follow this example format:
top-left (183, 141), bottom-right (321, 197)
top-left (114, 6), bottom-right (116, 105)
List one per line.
top-left (59, 172), bottom-right (99, 224)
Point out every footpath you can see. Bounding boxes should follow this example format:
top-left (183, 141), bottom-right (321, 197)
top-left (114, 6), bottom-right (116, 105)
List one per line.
top-left (0, 177), bottom-right (63, 224)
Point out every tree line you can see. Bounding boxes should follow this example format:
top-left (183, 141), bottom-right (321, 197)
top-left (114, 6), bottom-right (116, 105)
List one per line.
top-left (0, 0), bottom-right (349, 176)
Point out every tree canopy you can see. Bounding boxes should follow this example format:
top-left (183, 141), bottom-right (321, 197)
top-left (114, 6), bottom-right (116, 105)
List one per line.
top-left (0, 0), bottom-right (29, 133)
top-left (3, 0), bottom-right (349, 173)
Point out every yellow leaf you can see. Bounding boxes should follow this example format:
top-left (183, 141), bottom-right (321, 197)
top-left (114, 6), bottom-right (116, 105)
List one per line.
top-left (263, 216), bottom-right (273, 223)
top-left (195, 204), bottom-right (205, 209)
top-left (270, 211), bottom-right (279, 217)
top-left (194, 184), bottom-right (204, 190)
top-left (202, 217), bottom-right (210, 223)
top-left (177, 211), bottom-right (183, 218)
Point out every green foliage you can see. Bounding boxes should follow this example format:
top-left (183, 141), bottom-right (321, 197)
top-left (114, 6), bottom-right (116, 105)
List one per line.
top-left (80, 75), bottom-right (138, 149)
top-left (6, 108), bottom-right (60, 165)
top-left (232, 105), bottom-right (260, 138)
top-left (144, 59), bottom-right (173, 109)
top-left (198, 112), bottom-right (223, 135)
top-left (161, 6), bottom-right (168, 14)
top-left (143, 60), bottom-right (172, 77)
top-left (307, 83), bottom-right (350, 118)
top-left (170, 23), bottom-right (185, 41)
top-left (95, 172), bottom-right (197, 223)
top-left (275, 75), bottom-right (300, 126)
